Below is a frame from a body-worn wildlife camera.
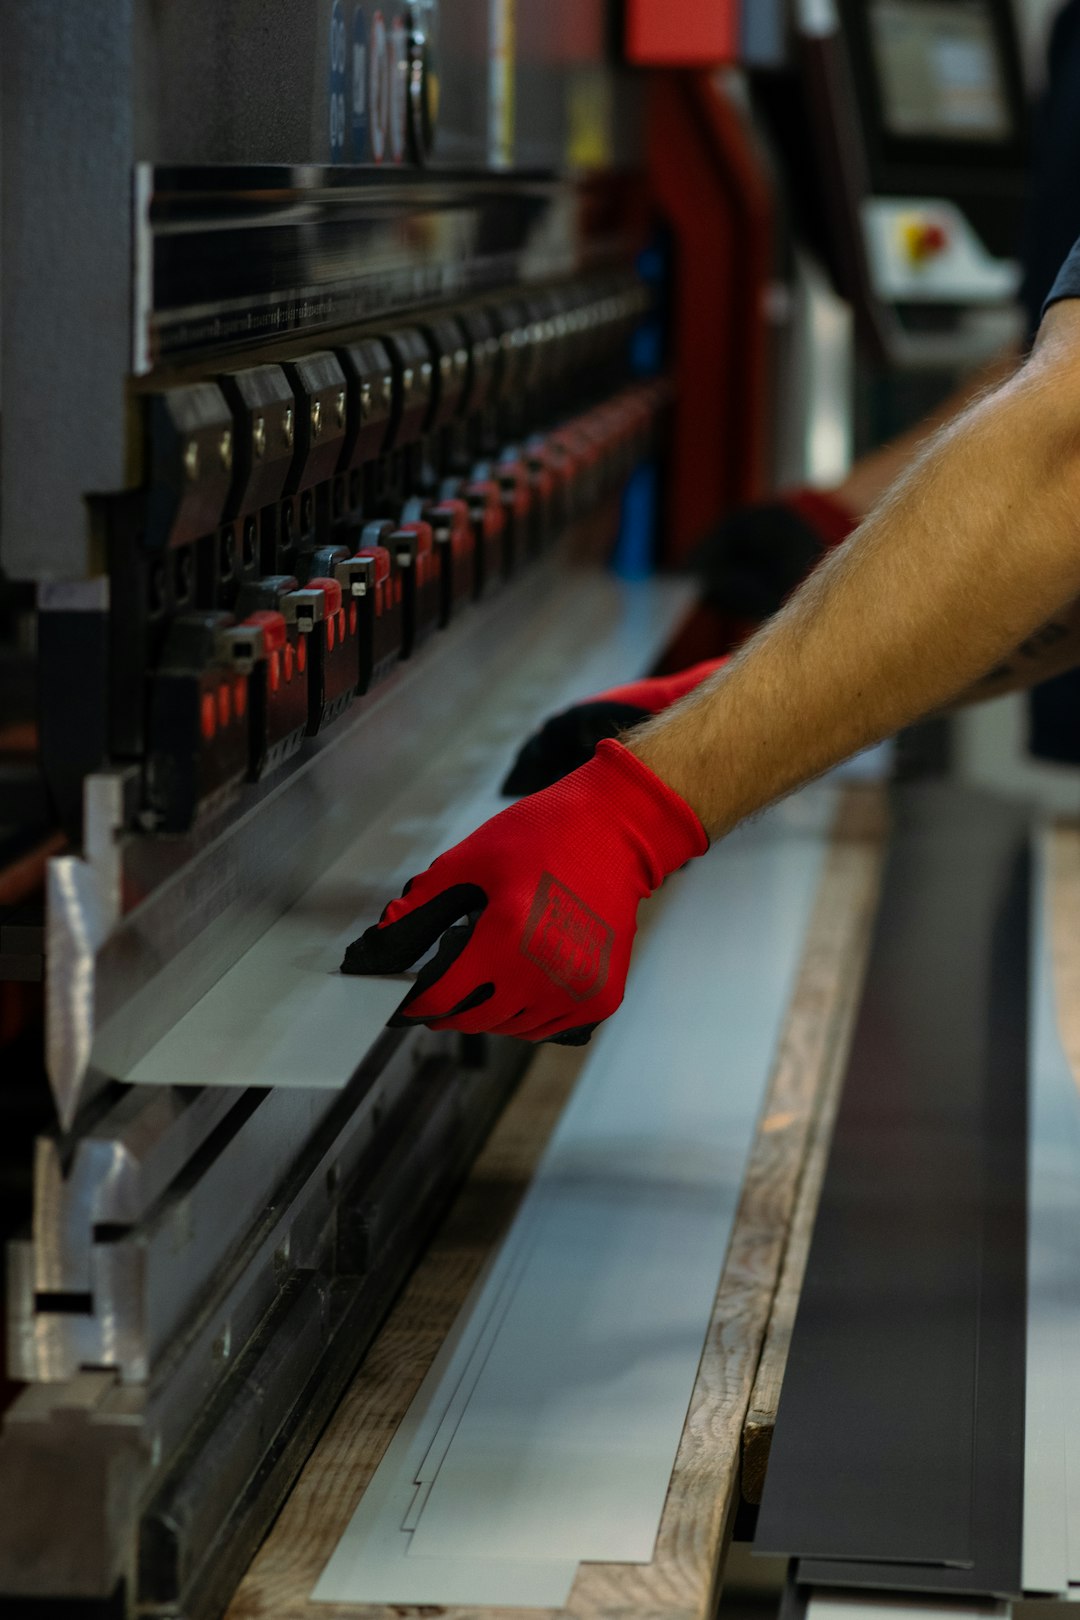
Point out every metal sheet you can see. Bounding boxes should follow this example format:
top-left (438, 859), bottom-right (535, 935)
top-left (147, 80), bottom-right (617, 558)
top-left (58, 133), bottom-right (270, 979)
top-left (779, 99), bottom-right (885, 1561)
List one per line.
top-left (756, 785), bottom-right (1029, 1598)
top-left (315, 787), bottom-right (835, 1603)
top-left (1022, 834), bottom-right (1080, 1595)
top-left (806, 1590), bottom-right (1008, 1620)
top-left (121, 574), bottom-right (692, 1089)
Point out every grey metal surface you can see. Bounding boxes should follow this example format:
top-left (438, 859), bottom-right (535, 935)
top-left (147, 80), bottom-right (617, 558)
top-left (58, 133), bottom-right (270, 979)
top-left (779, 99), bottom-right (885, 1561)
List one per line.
top-left (134, 167), bottom-right (630, 372)
top-left (2, 1), bottom-right (638, 579)
top-left (756, 784), bottom-right (1030, 1598)
top-left (1, 3), bottom-right (135, 580)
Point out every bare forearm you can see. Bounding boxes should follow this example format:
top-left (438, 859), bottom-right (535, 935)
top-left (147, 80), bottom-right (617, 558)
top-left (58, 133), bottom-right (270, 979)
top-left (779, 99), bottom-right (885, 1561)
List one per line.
top-left (629, 321), bottom-right (1080, 836)
top-left (952, 604), bottom-right (1080, 703)
top-left (835, 344), bottom-right (1020, 518)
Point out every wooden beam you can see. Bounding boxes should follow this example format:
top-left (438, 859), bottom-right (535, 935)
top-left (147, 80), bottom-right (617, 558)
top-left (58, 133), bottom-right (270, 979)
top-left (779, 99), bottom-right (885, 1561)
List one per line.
top-left (741, 789), bottom-right (885, 1505)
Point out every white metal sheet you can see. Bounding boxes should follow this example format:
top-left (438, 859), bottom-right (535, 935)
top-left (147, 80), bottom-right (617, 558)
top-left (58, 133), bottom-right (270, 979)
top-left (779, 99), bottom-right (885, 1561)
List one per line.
top-left (312, 1218), bottom-right (577, 1607)
top-left (407, 796), bottom-right (831, 1566)
top-left (1023, 834), bottom-right (1080, 1595)
top-left (807, 1592), bottom-right (1008, 1620)
top-left (314, 787), bottom-right (835, 1603)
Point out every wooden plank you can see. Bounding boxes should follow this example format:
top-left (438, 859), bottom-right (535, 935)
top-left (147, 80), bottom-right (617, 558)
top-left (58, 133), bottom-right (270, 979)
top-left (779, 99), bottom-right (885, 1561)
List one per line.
top-left (226, 785), bottom-right (885, 1620)
top-left (741, 789), bottom-right (885, 1505)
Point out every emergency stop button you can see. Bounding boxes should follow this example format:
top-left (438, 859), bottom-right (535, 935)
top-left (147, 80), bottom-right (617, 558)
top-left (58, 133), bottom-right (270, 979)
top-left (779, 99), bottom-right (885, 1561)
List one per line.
top-left (900, 217), bottom-right (949, 265)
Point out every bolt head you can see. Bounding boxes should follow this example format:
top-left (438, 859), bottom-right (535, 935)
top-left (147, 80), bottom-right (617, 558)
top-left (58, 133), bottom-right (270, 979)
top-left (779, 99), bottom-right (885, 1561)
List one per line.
top-left (183, 440), bottom-right (201, 482)
top-left (311, 399), bottom-right (323, 439)
top-left (253, 416), bottom-right (267, 459)
top-left (283, 407), bottom-right (295, 449)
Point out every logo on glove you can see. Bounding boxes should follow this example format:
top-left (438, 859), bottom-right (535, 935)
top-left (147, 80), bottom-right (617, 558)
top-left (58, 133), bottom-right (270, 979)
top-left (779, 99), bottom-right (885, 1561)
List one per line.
top-left (521, 872), bottom-right (614, 1001)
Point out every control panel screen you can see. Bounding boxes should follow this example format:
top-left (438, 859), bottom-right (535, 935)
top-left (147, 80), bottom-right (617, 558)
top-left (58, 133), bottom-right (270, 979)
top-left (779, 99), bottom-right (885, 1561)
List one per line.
top-left (869, 0), bottom-right (1013, 142)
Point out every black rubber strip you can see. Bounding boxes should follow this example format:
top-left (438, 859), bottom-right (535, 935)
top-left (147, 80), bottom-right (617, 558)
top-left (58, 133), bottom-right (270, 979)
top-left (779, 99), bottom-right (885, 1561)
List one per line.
top-left (755, 783), bottom-right (1029, 1598)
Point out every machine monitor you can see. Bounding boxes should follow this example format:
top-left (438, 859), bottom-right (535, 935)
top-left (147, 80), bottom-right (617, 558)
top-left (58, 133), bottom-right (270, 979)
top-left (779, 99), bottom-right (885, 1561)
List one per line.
top-left (868, 0), bottom-right (1014, 144)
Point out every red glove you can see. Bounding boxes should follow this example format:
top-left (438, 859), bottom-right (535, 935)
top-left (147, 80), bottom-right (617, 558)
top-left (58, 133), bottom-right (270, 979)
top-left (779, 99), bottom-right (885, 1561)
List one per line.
top-left (502, 657), bottom-right (728, 796)
top-left (342, 740), bottom-right (708, 1046)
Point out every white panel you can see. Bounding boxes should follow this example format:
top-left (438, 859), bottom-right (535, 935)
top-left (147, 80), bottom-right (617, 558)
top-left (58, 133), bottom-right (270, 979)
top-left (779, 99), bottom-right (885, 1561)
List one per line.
top-left (860, 197), bottom-right (1020, 304)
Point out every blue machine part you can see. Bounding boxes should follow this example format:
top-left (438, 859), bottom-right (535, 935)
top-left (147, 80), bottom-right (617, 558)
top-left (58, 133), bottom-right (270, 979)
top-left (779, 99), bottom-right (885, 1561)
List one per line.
top-left (612, 461), bottom-right (659, 582)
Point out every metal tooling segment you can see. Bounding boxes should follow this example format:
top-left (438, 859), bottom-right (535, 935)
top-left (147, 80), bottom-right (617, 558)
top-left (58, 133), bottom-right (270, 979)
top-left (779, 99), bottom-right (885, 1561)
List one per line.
top-left (755, 783), bottom-right (1029, 1597)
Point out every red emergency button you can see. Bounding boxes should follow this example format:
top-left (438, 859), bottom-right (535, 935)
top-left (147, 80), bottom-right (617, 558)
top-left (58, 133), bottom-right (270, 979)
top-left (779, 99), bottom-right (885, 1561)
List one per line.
top-left (901, 218), bottom-right (950, 264)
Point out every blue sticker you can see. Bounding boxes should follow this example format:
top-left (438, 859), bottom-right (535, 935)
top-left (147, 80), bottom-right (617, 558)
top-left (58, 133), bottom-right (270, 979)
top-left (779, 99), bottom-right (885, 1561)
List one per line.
top-left (351, 7), bottom-right (369, 159)
top-left (329, 0), bottom-right (348, 162)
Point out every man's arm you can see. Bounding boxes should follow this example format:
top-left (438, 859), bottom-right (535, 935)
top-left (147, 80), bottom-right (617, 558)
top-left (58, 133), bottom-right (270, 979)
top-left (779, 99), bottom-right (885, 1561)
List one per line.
top-left (343, 303), bottom-right (1080, 1046)
top-left (629, 305), bottom-right (1080, 836)
top-left (833, 344), bottom-right (1020, 519)
top-left (954, 600), bottom-right (1080, 702)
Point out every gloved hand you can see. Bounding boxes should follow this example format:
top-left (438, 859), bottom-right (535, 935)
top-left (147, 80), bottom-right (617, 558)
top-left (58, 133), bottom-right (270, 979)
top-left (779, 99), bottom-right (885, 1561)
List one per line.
top-left (342, 739), bottom-right (708, 1046)
top-left (696, 487), bottom-right (856, 624)
top-left (502, 657), bottom-right (728, 795)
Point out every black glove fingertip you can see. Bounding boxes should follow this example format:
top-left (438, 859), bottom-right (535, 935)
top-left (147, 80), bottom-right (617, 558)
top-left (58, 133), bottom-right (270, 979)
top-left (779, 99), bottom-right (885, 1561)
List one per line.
top-left (340, 927), bottom-right (386, 976)
top-left (547, 1023), bottom-right (600, 1048)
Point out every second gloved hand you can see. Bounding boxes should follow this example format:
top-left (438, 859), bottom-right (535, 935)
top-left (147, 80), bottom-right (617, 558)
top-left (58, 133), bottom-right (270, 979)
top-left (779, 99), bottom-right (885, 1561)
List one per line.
top-left (342, 739), bottom-right (708, 1046)
top-left (502, 657), bottom-right (729, 796)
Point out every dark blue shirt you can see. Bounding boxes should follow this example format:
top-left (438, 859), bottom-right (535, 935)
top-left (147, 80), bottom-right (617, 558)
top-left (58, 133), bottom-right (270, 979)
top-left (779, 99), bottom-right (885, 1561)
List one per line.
top-left (1018, 1), bottom-right (1080, 759)
top-left (1026, 1), bottom-right (1080, 331)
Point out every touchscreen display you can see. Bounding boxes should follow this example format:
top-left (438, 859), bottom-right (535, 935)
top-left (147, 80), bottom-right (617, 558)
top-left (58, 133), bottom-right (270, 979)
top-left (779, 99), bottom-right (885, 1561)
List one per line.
top-left (869, 0), bottom-right (1013, 142)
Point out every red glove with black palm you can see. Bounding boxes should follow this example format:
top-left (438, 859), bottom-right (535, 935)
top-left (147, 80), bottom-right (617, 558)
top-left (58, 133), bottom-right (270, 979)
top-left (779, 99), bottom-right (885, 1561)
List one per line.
top-left (502, 657), bottom-right (728, 796)
top-left (342, 740), bottom-right (708, 1046)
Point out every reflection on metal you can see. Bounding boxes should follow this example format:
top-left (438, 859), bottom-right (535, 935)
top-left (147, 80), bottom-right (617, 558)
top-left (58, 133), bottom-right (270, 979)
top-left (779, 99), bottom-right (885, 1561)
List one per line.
top-left (771, 250), bottom-right (854, 492)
